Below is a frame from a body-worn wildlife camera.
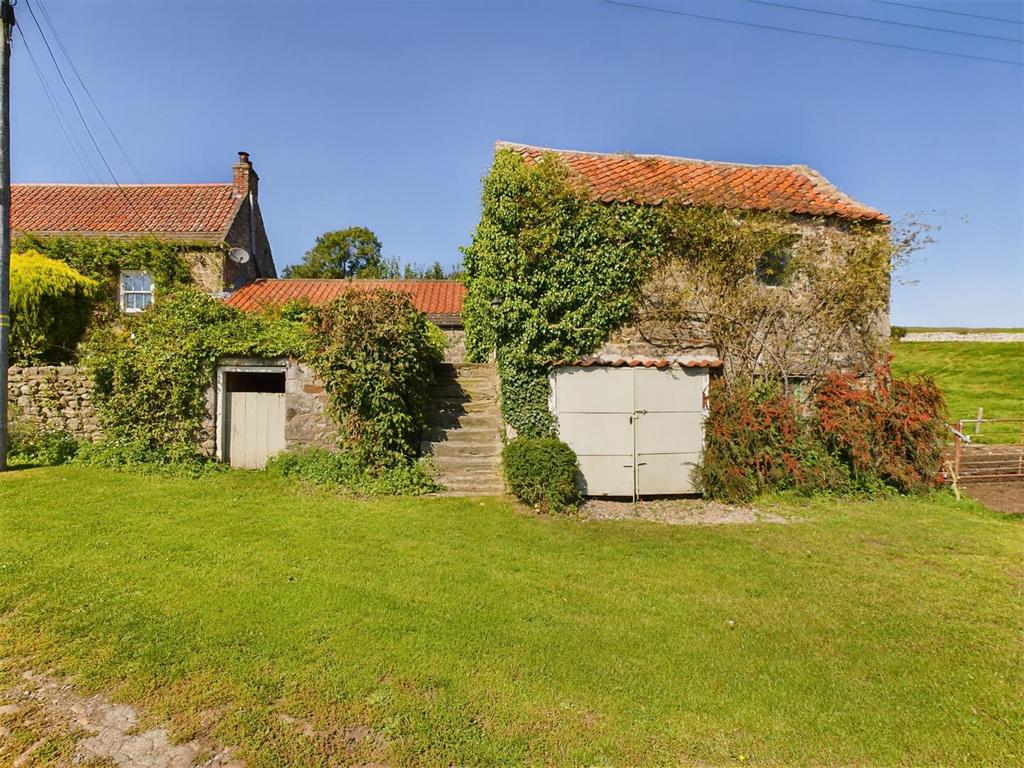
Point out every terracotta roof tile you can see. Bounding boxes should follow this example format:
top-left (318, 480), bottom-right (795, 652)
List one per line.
top-left (224, 279), bottom-right (465, 320)
top-left (11, 183), bottom-right (241, 239)
top-left (498, 141), bottom-right (888, 223)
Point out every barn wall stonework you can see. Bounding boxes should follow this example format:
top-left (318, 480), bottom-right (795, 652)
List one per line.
top-left (284, 362), bottom-right (337, 449)
top-left (6, 366), bottom-right (101, 441)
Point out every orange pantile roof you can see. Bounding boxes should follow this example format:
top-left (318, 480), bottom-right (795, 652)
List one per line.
top-left (551, 356), bottom-right (723, 369)
top-left (224, 279), bottom-right (466, 321)
top-left (498, 141), bottom-right (888, 223)
top-left (11, 183), bottom-right (242, 240)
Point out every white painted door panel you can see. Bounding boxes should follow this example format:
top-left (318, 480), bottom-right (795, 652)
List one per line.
top-left (636, 453), bottom-right (700, 495)
top-left (227, 391), bottom-right (286, 469)
top-left (556, 412), bottom-right (633, 454)
top-left (553, 367), bottom-right (634, 412)
top-left (634, 412), bottom-right (705, 454)
top-left (576, 455), bottom-right (635, 496)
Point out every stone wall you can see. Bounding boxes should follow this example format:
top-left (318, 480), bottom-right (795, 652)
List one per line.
top-left (442, 329), bottom-right (467, 363)
top-left (7, 366), bottom-right (100, 442)
top-left (284, 362), bottom-right (337, 449)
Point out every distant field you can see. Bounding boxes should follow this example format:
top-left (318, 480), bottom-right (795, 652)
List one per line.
top-left (904, 327), bottom-right (1024, 334)
top-left (893, 342), bottom-right (1024, 439)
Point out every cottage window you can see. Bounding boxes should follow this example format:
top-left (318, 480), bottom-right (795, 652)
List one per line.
top-left (120, 270), bottom-right (154, 313)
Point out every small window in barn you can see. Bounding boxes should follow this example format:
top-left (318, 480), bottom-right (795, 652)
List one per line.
top-left (755, 245), bottom-right (793, 287)
top-left (120, 270), bottom-right (154, 313)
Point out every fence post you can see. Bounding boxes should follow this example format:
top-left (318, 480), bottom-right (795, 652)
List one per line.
top-left (974, 407), bottom-right (984, 435)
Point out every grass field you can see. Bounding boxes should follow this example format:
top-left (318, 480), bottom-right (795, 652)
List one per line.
top-left (893, 342), bottom-right (1024, 442)
top-left (2, 467), bottom-right (1022, 766)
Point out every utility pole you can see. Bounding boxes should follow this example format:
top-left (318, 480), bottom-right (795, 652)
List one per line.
top-left (0, 0), bottom-right (14, 471)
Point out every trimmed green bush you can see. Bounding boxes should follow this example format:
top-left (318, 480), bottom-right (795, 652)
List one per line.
top-left (502, 436), bottom-right (580, 513)
top-left (10, 250), bottom-right (99, 363)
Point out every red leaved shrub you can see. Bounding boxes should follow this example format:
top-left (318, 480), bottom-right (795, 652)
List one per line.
top-left (696, 363), bottom-right (946, 502)
top-left (813, 363), bottom-right (946, 494)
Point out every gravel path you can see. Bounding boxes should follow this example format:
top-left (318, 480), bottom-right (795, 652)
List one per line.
top-left (1, 670), bottom-right (242, 768)
top-left (581, 497), bottom-right (789, 525)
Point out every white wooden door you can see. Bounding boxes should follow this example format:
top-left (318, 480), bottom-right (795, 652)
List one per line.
top-left (227, 391), bottom-right (286, 469)
top-left (550, 366), bottom-right (708, 496)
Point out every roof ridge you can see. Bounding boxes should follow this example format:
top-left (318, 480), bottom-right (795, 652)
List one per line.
top-left (495, 140), bottom-right (808, 173)
top-left (11, 182), bottom-right (233, 188)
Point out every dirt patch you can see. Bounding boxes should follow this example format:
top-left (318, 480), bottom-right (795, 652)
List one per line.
top-left (0, 669), bottom-right (242, 768)
top-left (581, 497), bottom-right (789, 526)
top-left (963, 482), bottom-right (1024, 515)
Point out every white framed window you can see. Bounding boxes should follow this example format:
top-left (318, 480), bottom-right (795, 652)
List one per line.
top-left (120, 270), bottom-right (154, 313)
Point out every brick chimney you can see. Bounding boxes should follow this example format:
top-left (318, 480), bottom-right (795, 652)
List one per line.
top-left (232, 151), bottom-right (258, 199)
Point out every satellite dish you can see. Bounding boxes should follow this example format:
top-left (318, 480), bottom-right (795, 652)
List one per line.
top-left (228, 247), bottom-right (251, 265)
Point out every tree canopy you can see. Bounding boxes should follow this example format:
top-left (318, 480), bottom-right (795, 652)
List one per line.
top-left (284, 227), bottom-right (387, 279)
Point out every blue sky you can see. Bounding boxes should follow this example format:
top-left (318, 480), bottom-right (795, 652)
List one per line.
top-left (11, 0), bottom-right (1024, 326)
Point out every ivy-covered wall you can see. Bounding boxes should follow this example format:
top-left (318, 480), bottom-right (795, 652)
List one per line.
top-left (461, 150), bottom-right (665, 436)
top-left (461, 149), bottom-right (893, 438)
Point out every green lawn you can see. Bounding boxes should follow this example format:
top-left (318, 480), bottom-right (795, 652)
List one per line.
top-left (1, 468), bottom-right (1022, 766)
top-left (893, 342), bottom-right (1024, 442)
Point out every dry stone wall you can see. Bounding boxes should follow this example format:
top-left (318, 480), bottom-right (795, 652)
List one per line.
top-left (7, 366), bottom-right (100, 441)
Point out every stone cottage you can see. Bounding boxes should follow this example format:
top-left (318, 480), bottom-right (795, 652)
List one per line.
top-left (11, 151), bottom-right (277, 309)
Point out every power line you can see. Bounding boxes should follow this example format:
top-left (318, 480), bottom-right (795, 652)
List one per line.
top-left (15, 23), bottom-right (98, 181)
top-left (21, 0), bottom-right (155, 231)
top-left (743, 0), bottom-right (1022, 43)
top-left (598, 0), bottom-right (1024, 66)
top-left (35, 0), bottom-right (144, 183)
top-left (866, 0), bottom-right (1024, 26)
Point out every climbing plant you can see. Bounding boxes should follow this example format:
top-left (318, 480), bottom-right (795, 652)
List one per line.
top-left (13, 234), bottom-right (211, 319)
top-left (462, 148), bottom-right (901, 436)
top-left (461, 149), bottom-right (664, 436)
top-left (304, 290), bottom-right (445, 466)
top-left (84, 287), bottom-right (443, 472)
top-left (85, 288), bottom-right (307, 462)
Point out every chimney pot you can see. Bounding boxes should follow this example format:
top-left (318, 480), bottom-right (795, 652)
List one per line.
top-left (237, 151), bottom-right (250, 164)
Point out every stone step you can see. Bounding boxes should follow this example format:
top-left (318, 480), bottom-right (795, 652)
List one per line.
top-left (423, 426), bottom-right (500, 442)
top-left (431, 455), bottom-right (502, 471)
top-left (426, 414), bottom-right (502, 431)
top-left (429, 383), bottom-right (497, 398)
top-left (427, 441), bottom-right (502, 459)
top-left (427, 397), bottom-right (497, 413)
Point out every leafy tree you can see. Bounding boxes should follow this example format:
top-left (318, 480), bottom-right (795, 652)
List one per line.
top-left (284, 227), bottom-right (386, 278)
top-left (402, 261), bottom-right (447, 279)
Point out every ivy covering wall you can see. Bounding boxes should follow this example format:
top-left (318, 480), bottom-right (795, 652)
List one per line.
top-left (461, 150), bottom-right (664, 436)
top-left (14, 234), bottom-right (212, 320)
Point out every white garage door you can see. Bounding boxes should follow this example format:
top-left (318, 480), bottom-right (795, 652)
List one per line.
top-left (549, 366), bottom-right (708, 497)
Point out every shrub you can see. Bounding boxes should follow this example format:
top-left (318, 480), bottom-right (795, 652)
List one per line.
top-left (814, 364), bottom-right (946, 494)
top-left (502, 437), bottom-right (580, 513)
top-left (7, 424), bottom-right (81, 466)
top-left (305, 290), bottom-right (444, 466)
top-left (696, 364), bottom-right (946, 502)
top-left (695, 380), bottom-right (852, 502)
top-left (891, 325), bottom-right (908, 341)
top-left (265, 448), bottom-right (440, 495)
top-left (10, 250), bottom-right (99, 363)
top-left (74, 435), bottom-right (224, 478)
